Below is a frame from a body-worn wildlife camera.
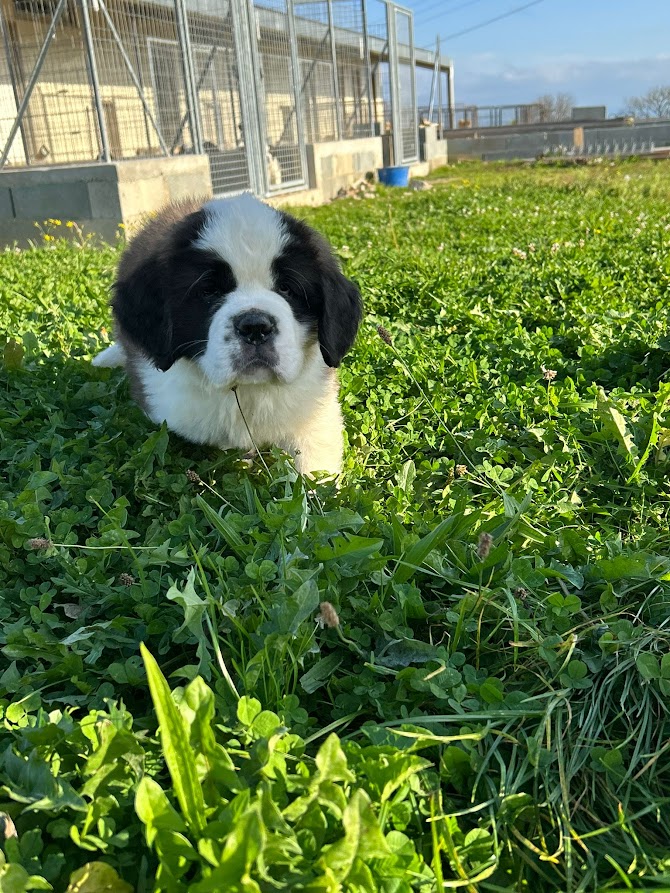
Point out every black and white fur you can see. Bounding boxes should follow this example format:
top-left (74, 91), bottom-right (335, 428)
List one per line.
top-left (92, 193), bottom-right (362, 476)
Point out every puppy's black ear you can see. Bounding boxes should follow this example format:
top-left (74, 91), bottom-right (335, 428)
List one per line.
top-left (112, 256), bottom-right (174, 372)
top-left (319, 271), bottom-right (363, 368)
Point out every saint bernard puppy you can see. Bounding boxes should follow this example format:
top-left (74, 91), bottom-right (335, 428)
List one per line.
top-left (92, 193), bottom-right (362, 476)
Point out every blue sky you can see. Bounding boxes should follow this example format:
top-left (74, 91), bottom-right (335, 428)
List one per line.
top-left (395, 0), bottom-right (670, 114)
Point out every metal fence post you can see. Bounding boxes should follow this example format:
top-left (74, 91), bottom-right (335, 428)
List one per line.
top-left (447, 62), bottom-right (455, 130)
top-left (360, 0), bottom-right (374, 137)
top-left (386, 2), bottom-right (400, 166)
top-left (325, 0), bottom-right (342, 140)
top-left (0, 0), bottom-right (68, 167)
top-left (437, 41), bottom-right (443, 132)
top-left (0, 4), bottom-right (30, 165)
top-left (285, 0), bottom-right (308, 183)
top-left (406, 6), bottom-right (417, 161)
top-left (428, 37), bottom-right (438, 123)
top-left (174, 0), bottom-right (203, 154)
top-left (232, 0), bottom-right (265, 194)
top-left (80, 0), bottom-right (111, 162)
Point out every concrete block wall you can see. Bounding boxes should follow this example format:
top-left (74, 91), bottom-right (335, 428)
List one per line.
top-left (0, 132), bottom-right (444, 244)
top-left (419, 124), bottom-right (448, 169)
top-left (0, 155), bottom-right (212, 246)
top-left (305, 137), bottom-right (384, 200)
top-left (447, 120), bottom-right (670, 162)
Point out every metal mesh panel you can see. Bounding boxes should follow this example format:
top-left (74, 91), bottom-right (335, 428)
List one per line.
top-left (366, 0), bottom-right (388, 140)
top-left (394, 7), bottom-right (416, 163)
top-left (0, 0), bottom-right (428, 192)
top-left (251, 0), bottom-right (305, 188)
top-left (1, 0), bottom-right (99, 165)
top-left (439, 67), bottom-right (451, 130)
top-left (89, 0), bottom-right (191, 160)
top-left (184, 0), bottom-right (252, 194)
top-left (293, 0), bottom-right (371, 143)
top-left (0, 7), bottom-right (26, 164)
top-left (293, 2), bottom-right (336, 143)
top-left (415, 63), bottom-right (432, 122)
top-left (331, 0), bottom-right (370, 138)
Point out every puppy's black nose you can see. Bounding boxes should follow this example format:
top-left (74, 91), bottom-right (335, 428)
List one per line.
top-left (234, 311), bottom-right (277, 346)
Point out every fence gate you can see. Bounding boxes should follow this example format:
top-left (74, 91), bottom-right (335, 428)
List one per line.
top-left (180, 0), bottom-right (257, 196)
top-left (387, 1), bottom-right (416, 164)
top-left (247, 0), bottom-right (307, 192)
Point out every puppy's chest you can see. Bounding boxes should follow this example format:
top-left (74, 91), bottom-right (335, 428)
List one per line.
top-left (138, 358), bottom-right (312, 450)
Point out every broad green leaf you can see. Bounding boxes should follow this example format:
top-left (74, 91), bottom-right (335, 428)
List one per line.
top-left (628, 412), bottom-right (660, 482)
top-left (300, 654), bottom-right (343, 693)
top-left (180, 677), bottom-right (239, 787)
top-left (321, 789), bottom-right (390, 880)
top-left (567, 660), bottom-right (588, 680)
top-left (26, 471), bottom-right (59, 491)
top-left (359, 750), bottom-right (431, 802)
top-left (479, 677), bottom-right (505, 704)
top-left (1, 751), bottom-right (86, 813)
top-left (597, 388), bottom-right (638, 467)
top-left (188, 805), bottom-right (265, 891)
top-left (595, 553), bottom-right (670, 582)
top-left (0, 863), bottom-right (52, 891)
top-left (135, 776), bottom-right (187, 835)
top-left (237, 697), bottom-right (262, 727)
top-left (313, 534), bottom-right (384, 563)
top-left (3, 339), bottom-right (25, 370)
top-left (166, 568), bottom-right (206, 635)
top-left (636, 653), bottom-right (661, 680)
top-left (393, 515), bottom-right (464, 584)
top-left (315, 734), bottom-right (355, 784)
top-left (66, 863), bottom-right (132, 893)
top-left (269, 579), bottom-right (320, 635)
top-left (140, 644), bottom-right (206, 836)
top-left (396, 460), bottom-right (416, 492)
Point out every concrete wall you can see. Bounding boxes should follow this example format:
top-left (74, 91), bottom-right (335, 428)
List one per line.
top-left (0, 130), bottom-right (438, 244)
top-left (0, 154), bottom-right (212, 245)
top-left (447, 120), bottom-right (670, 162)
top-left (305, 136), bottom-right (383, 199)
top-left (419, 124), bottom-right (448, 167)
top-left (0, 137), bottom-right (388, 242)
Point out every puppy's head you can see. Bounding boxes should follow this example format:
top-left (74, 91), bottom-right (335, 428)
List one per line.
top-left (112, 194), bottom-right (362, 387)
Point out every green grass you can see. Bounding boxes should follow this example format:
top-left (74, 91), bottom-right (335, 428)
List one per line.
top-left (2, 159), bottom-right (670, 891)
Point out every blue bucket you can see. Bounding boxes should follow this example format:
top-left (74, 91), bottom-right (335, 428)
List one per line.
top-left (377, 165), bottom-right (410, 187)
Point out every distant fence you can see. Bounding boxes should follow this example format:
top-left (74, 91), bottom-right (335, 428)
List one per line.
top-left (0, 0), bottom-right (452, 196)
top-left (432, 103), bottom-right (546, 130)
top-left (445, 118), bottom-right (670, 163)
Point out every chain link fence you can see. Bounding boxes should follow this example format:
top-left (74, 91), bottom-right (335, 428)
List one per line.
top-left (0, 0), bottom-right (449, 195)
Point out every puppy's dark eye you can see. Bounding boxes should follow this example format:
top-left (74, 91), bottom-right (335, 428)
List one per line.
top-left (278, 280), bottom-right (303, 301)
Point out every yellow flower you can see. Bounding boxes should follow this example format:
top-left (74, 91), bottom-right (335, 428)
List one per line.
top-left (66, 221), bottom-right (75, 228)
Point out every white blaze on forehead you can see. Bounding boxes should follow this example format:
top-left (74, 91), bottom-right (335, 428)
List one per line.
top-left (197, 193), bottom-right (288, 289)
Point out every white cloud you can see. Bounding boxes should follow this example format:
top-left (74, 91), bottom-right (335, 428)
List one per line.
top-left (454, 53), bottom-right (670, 113)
